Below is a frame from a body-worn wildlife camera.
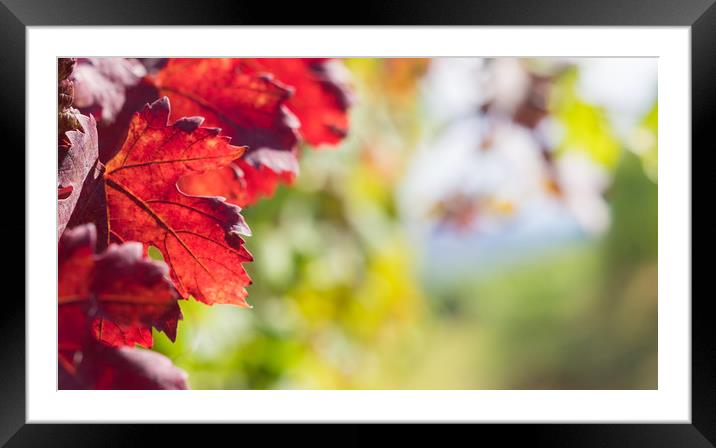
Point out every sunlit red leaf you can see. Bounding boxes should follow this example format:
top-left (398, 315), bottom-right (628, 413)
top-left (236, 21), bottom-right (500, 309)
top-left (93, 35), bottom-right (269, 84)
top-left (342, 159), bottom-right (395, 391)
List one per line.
top-left (153, 58), bottom-right (300, 206)
top-left (154, 58), bottom-right (299, 155)
top-left (240, 58), bottom-right (353, 146)
top-left (177, 150), bottom-right (297, 206)
top-left (104, 97), bottom-right (253, 306)
top-left (235, 158), bottom-right (296, 204)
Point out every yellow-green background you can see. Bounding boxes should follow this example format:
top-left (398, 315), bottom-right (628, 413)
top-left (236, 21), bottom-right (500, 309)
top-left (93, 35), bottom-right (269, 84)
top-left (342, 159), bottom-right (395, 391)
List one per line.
top-left (153, 58), bottom-right (657, 389)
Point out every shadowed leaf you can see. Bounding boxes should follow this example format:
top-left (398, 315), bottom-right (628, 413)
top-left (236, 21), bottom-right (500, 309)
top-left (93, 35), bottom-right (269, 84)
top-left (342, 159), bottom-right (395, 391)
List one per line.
top-left (58, 223), bottom-right (182, 350)
top-left (58, 114), bottom-right (100, 240)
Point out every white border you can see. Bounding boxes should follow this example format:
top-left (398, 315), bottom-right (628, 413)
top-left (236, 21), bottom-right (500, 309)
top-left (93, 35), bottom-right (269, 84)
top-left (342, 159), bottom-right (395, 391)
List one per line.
top-left (27, 27), bottom-right (690, 422)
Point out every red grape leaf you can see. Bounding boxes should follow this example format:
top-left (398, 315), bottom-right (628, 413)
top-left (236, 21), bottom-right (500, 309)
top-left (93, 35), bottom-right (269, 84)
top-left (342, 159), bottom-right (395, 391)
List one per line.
top-left (104, 97), bottom-right (253, 306)
top-left (58, 113), bottom-right (100, 240)
top-left (153, 58), bottom-right (300, 206)
top-left (60, 343), bottom-right (189, 390)
top-left (177, 151), bottom-right (297, 206)
top-left (153, 58), bottom-right (299, 157)
top-left (58, 224), bottom-right (182, 351)
top-left (240, 58), bottom-right (353, 146)
top-left (72, 58), bottom-right (147, 125)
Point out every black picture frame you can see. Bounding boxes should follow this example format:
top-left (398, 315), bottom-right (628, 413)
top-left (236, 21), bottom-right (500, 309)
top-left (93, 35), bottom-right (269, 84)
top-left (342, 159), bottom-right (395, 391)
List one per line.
top-left (1, 0), bottom-right (705, 445)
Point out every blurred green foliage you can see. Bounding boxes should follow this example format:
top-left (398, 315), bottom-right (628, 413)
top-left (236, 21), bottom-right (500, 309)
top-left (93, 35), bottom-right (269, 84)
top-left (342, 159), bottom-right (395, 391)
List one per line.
top-left (153, 59), bottom-right (657, 389)
top-left (419, 151), bottom-right (657, 389)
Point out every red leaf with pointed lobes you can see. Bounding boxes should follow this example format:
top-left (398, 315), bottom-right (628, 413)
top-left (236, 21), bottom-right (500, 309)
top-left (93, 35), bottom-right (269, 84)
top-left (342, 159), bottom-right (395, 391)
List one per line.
top-left (58, 224), bottom-right (182, 354)
top-left (177, 150), bottom-right (297, 207)
top-left (152, 58), bottom-right (300, 206)
top-left (57, 225), bottom-right (188, 390)
top-left (104, 97), bottom-right (253, 306)
top-left (240, 58), bottom-right (353, 146)
top-left (153, 58), bottom-right (300, 157)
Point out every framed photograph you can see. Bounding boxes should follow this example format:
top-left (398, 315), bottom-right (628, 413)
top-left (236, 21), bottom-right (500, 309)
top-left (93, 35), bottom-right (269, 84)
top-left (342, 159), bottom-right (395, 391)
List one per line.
top-left (3, 0), bottom-right (706, 444)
